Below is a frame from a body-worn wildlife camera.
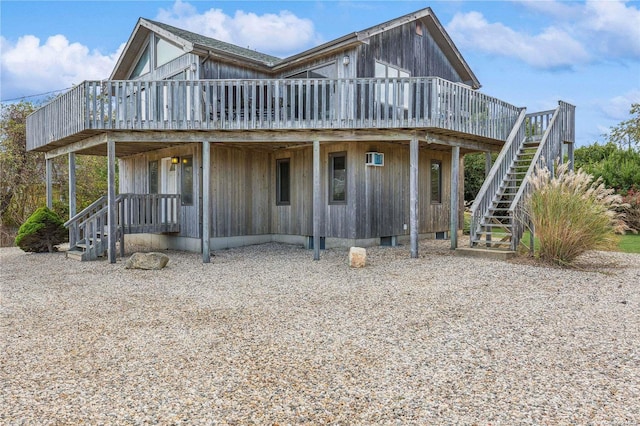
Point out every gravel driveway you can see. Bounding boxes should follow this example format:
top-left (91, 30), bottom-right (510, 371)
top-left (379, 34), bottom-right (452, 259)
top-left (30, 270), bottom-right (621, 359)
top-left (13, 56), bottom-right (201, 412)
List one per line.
top-left (1, 241), bottom-right (639, 424)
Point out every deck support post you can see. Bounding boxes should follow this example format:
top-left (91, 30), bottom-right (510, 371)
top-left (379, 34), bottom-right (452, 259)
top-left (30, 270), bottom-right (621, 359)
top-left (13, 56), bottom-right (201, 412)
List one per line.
top-left (202, 141), bottom-right (211, 263)
top-left (46, 159), bottom-right (53, 209)
top-left (485, 151), bottom-right (492, 177)
top-left (313, 140), bottom-right (321, 261)
top-left (567, 142), bottom-right (575, 172)
top-left (68, 153), bottom-right (76, 218)
top-left (450, 145), bottom-right (460, 250)
top-left (410, 137), bottom-right (419, 258)
top-left (107, 139), bottom-right (117, 263)
top-left (68, 153), bottom-right (77, 248)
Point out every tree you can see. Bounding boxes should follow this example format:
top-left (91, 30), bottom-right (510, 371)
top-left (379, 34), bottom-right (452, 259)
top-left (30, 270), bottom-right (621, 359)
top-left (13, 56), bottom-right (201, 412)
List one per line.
top-left (608, 103), bottom-right (640, 151)
top-left (0, 102), bottom-right (59, 228)
top-left (1, 101), bottom-right (112, 240)
top-left (14, 206), bottom-right (68, 253)
top-left (464, 152), bottom-right (496, 202)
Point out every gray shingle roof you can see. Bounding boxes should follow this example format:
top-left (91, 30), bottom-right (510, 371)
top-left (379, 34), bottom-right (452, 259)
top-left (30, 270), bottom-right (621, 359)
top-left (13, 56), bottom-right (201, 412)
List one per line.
top-left (145, 19), bottom-right (282, 66)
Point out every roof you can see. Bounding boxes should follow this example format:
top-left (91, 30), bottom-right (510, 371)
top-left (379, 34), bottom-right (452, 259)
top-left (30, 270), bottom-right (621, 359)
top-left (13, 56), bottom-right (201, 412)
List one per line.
top-left (110, 7), bottom-right (480, 88)
top-left (144, 19), bottom-right (282, 66)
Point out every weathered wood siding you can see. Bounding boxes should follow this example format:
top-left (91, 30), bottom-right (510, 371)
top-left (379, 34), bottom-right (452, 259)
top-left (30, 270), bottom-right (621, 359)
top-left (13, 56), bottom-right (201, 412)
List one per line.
top-left (119, 143), bottom-right (201, 238)
top-left (202, 60), bottom-right (271, 80)
top-left (271, 148), bottom-right (314, 236)
top-left (209, 145), bottom-right (271, 237)
top-left (267, 142), bottom-right (460, 240)
top-left (357, 20), bottom-right (463, 82)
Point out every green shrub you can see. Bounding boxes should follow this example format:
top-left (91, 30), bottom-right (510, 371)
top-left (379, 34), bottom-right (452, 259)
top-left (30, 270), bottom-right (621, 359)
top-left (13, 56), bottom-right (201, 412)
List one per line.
top-left (525, 162), bottom-right (629, 266)
top-left (15, 207), bottom-right (68, 253)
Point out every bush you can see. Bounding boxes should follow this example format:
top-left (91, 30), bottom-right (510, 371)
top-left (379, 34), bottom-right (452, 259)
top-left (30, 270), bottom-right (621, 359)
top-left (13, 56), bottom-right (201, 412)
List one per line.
top-left (15, 207), bottom-right (68, 253)
top-left (525, 162), bottom-right (629, 266)
top-left (620, 189), bottom-right (640, 232)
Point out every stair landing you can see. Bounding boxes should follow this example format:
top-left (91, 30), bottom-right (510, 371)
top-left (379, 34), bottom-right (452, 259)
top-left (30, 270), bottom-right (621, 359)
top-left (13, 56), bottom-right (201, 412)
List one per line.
top-left (455, 247), bottom-right (516, 261)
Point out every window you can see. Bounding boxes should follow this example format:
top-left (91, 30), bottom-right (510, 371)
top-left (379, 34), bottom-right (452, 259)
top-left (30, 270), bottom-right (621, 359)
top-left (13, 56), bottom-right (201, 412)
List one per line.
top-left (156, 37), bottom-right (184, 68)
top-left (431, 160), bottom-right (442, 204)
top-left (181, 156), bottom-right (193, 206)
top-left (276, 158), bottom-right (291, 205)
top-left (148, 160), bottom-right (159, 194)
top-left (375, 61), bottom-right (410, 109)
top-left (329, 152), bottom-right (347, 203)
top-left (130, 44), bottom-right (150, 78)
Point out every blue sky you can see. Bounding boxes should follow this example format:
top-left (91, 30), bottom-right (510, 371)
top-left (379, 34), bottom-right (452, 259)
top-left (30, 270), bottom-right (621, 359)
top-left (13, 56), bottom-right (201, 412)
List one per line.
top-left (1, 0), bottom-right (639, 146)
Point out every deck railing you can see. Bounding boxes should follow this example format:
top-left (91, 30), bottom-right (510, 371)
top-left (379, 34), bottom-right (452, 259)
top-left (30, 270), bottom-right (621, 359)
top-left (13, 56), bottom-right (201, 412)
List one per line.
top-left (27, 77), bottom-right (522, 151)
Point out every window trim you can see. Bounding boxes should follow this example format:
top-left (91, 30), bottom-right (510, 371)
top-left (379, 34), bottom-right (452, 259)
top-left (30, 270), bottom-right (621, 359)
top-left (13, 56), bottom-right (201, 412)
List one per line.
top-left (430, 159), bottom-right (442, 204)
top-left (276, 158), bottom-right (291, 206)
top-left (329, 152), bottom-right (347, 204)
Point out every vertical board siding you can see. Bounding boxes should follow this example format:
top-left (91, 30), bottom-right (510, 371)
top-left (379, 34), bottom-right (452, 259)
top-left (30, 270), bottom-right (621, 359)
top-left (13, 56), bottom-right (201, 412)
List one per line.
top-left (210, 145), bottom-right (271, 238)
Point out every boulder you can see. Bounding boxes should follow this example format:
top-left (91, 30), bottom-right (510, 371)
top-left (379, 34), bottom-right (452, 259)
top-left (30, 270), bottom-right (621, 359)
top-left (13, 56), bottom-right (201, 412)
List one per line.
top-left (349, 247), bottom-right (367, 268)
top-left (125, 252), bottom-right (169, 270)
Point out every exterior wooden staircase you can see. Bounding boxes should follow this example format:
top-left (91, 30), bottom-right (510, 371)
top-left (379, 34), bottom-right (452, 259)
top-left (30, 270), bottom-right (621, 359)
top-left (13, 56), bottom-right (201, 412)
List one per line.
top-left (64, 194), bottom-right (181, 261)
top-left (459, 101), bottom-right (575, 259)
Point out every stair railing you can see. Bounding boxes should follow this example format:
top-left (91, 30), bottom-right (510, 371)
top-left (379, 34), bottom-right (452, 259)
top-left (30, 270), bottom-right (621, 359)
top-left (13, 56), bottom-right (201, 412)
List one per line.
top-left (508, 101), bottom-right (576, 251)
top-left (76, 206), bottom-right (110, 260)
top-left (64, 195), bottom-right (108, 248)
top-left (469, 108), bottom-right (527, 246)
top-left (65, 193), bottom-right (182, 259)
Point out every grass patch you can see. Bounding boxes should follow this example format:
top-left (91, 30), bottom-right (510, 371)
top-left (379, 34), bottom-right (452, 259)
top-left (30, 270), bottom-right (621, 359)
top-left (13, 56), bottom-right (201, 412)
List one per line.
top-left (618, 233), bottom-right (640, 253)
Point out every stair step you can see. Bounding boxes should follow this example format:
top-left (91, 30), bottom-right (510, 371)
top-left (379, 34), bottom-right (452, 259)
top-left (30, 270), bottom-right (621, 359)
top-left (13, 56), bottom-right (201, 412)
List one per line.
top-left (66, 250), bottom-right (85, 261)
top-left (471, 239), bottom-right (512, 246)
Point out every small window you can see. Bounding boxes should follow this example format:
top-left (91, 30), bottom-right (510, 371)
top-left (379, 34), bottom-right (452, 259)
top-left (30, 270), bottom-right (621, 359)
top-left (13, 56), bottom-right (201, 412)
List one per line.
top-left (181, 156), bottom-right (194, 206)
top-left (431, 160), bottom-right (442, 204)
top-left (416, 23), bottom-right (423, 36)
top-left (329, 152), bottom-right (347, 204)
top-left (148, 160), bottom-right (159, 194)
top-left (130, 44), bottom-right (150, 78)
top-left (276, 158), bottom-right (291, 205)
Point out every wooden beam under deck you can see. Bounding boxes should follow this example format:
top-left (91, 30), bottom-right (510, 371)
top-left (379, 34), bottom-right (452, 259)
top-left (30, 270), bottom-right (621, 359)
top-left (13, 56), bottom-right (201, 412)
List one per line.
top-left (44, 127), bottom-right (504, 159)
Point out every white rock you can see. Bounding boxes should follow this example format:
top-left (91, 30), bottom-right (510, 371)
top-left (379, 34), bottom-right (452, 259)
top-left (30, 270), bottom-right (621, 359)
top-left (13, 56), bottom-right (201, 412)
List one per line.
top-left (349, 247), bottom-right (367, 268)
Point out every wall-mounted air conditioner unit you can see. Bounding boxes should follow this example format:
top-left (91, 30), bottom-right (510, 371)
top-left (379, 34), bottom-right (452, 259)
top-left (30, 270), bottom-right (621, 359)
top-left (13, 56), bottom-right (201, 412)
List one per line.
top-left (365, 152), bottom-right (384, 166)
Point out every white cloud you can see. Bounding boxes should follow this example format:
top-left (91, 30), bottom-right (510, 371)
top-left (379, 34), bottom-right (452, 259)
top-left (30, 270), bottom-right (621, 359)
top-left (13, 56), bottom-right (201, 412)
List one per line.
top-left (448, 1), bottom-right (640, 70)
top-left (602, 89), bottom-right (640, 120)
top-left (1, 34), bottom-right (122, 101)
top-left (447, 11), bottom-right (589, 69)
top-left (154, 0), bottom-right (320, 57)
top-left (581, 0), bottom-right (640, 59)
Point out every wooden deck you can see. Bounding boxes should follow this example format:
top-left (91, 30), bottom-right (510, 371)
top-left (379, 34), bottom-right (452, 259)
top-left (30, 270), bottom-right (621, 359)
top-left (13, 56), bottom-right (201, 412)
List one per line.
top-left (27, 77), bottom-right (522, 152)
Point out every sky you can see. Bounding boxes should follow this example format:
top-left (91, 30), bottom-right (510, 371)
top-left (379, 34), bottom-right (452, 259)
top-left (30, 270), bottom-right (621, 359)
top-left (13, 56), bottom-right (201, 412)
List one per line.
top-left (1, 0), bottom-right (639, 146)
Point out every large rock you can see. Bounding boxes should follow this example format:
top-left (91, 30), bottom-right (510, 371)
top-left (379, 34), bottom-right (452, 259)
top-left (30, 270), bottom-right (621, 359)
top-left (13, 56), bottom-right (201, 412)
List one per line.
top-left (349, 247), bottom-right (367, 268)
top-left (125, 252), bottom-right (169, 270)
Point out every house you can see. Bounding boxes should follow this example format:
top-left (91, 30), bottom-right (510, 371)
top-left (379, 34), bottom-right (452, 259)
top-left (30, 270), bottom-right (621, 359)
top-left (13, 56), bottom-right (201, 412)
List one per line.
top-left (26, 7), bottom-right (575, 263)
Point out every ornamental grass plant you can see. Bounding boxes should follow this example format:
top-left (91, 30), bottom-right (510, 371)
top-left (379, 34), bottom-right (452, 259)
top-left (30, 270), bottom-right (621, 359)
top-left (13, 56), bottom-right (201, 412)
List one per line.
top-left (525, 162), bottom-right (629, 266)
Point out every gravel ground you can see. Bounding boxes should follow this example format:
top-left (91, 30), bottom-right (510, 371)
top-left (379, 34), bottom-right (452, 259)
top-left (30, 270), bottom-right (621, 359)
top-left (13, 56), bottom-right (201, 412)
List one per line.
top-left (1, 240), bottom-right (639, 424)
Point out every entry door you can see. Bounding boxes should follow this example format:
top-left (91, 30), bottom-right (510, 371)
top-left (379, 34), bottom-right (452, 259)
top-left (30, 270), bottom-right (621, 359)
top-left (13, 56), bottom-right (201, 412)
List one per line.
top-left (160, 157), bottom-right (178, 222)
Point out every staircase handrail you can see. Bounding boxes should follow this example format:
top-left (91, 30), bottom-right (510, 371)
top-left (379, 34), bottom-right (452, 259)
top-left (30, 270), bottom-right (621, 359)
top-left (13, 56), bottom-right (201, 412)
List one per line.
top-left (63, 195), bottom-right (108, 227)
top-left (469, 108), bottom-right (527, 245)
top-left (508, 102), bottom-right (567, 250)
